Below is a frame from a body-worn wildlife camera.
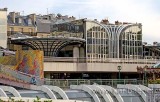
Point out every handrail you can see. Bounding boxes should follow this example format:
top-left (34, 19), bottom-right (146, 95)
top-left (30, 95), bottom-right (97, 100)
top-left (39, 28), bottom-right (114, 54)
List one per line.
top-left (0, 64), bottom-right (147, 88)
top-left (42, 78), bottom-right (144, 88)
top-left (44, 57), bottom-right (159, 64)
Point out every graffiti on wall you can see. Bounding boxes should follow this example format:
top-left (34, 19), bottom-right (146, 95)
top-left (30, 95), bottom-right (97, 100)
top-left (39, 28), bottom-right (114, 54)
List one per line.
top-left (0, 55), bottom-right (16, 66)
top-left (16, 50), bottom-right (44, 78)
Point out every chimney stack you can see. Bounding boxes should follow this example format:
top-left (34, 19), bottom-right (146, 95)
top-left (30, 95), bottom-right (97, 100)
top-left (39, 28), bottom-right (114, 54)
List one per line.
top-left (29, 14), bottom-right (36, 24)
top-left (9, 12), bottom-right (16, 23)
top-left (101, 19), bottom-right (109, 25)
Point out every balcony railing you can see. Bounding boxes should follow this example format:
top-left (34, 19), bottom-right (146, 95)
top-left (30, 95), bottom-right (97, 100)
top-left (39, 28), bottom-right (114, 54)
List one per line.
top-left (7, 31), bottom-right (37, 36)
top-left (44, 57), bottom-right (159, 64)
top-left (0, 64), bottom-right (148, 88)
top-left (43, 79), bottom-right (146, 89)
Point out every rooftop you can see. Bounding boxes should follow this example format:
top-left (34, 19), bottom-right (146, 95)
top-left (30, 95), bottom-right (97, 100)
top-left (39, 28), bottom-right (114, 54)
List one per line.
top-left (0, 8), bottom-right (7, 11)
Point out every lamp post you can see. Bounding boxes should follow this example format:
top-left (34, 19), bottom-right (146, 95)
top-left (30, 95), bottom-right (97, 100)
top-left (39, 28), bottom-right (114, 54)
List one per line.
top-left (144, 68), bottom-right (146, 81)
top-left (144, 66), bottom-right (148, 84)
top-left (117, 66), bottom-right (122, 80)
top-left (142, 65), bottom-right (148, 85)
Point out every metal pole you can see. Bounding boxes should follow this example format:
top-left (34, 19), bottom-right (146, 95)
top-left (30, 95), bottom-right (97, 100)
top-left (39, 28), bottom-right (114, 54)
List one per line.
top-left (144, 69), bottom-right (147, 84)
top-left (119, 69), bottom-right (121, 80)
top-left (117, 66), bottom-right (122, 80)
top-left (143, 72), bottom-right (145, 84)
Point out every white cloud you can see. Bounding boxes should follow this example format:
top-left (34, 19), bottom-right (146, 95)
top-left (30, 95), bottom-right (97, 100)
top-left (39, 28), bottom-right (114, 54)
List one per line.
top-left (1, 0), bottom-right (160, 43)
top-left (61, 0), bottom-right (160, 43)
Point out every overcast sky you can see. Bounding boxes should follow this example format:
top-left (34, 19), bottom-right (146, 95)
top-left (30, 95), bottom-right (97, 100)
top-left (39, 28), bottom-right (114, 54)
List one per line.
top-left (1, 0), bottom-right (160, 43)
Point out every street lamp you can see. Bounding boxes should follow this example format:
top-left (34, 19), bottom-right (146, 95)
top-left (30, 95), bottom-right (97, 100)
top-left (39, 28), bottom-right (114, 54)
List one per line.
top-left (144, 68), bottom-right (146, 81)
top-left (117, 65), bottom-right (122, 79)
top-left (144, 66), bottom-right (148, 84)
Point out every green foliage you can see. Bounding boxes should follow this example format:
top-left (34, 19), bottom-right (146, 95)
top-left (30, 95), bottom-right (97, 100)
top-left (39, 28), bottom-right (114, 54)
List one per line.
top-left (0, 99), bottom-right (3, 102)
top-left (34, 96), bottom-right (41, 102)
top-left (149, 80), bottom-right (160, 84)
top-left (6, 97), bottom-right (24, 102)
top-left (15, 99), bottom-right (25, 102)
top-left (44, 100), bottom-right (52, 102)
top-left (0, 97), bottom-right (51, 102)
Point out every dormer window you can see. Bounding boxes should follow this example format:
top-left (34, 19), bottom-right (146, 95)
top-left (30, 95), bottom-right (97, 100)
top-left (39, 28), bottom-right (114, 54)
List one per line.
top-left (19, 18), bottom-right (22, 24)
top-left (19, 28), bottom-right (23, 33)
top-left (28, 18), bottom-right (32, 25)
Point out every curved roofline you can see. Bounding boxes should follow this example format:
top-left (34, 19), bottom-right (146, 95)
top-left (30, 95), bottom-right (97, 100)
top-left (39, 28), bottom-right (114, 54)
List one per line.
top-left (85, 20), bottom-right (112, 57)
top-left (11, 36), bottom-right (85, 57)
top-left (11, 36), bottom-right (86, 42)
top-left (117, 24), bottom-right (141, 37)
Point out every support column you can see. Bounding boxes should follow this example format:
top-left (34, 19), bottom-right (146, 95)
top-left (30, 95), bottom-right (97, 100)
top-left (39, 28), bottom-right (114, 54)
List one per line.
top-left (73, 46), bottom-right (79, 58)
top-left (79, 47), bottom-right (85, 57)
top-left (152, 51), bottom-right (154, 59)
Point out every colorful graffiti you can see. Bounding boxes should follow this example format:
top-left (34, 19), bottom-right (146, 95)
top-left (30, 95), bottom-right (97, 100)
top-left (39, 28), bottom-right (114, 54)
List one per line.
top-left (0, 55), bottom-right (16, 66)
top-left (0, 50), bottom-right (44, 86)
top-left (16, 50), bottom-right (44, 78)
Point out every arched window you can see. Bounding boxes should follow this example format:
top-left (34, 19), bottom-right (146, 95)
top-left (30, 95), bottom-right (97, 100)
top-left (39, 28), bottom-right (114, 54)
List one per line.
top-left (87, 26), bottom-right (109, 60)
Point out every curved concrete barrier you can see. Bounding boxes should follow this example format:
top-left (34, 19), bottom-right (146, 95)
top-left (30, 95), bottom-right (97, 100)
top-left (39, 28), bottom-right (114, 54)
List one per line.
top-left (134, 85), bottom-right (152, 92)
top-left (30, 85), bottom-right (57, 99)
top-left (88, 85), bottom-right (114, 102)
top-left (0, 97), bottom-right (85, 102)
top-left (0, 86), bottom-right (21, 97)
top-left (100, 85), bottom-right (124, 102)
top-left (44, 85), bottom-right (69, 100)
top-left (0, 88), bottom-right (7, 97)
top-left (117, 84), bottom-right (147, 102)
top-left (70, 85), bottom-right (101, 102)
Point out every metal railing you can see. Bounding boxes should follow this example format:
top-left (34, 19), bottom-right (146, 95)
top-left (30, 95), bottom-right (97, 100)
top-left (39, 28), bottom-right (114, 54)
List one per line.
top-left (0, 63), bottom-right (149, 89)
top-left (7, 31), bottom-right (37, 36)
top-left (43, 79), bottom-right (146, 88)
top-left (44, 57), bottom-right (159, 64)
top-left (0, 64), bottom-right (149, 89)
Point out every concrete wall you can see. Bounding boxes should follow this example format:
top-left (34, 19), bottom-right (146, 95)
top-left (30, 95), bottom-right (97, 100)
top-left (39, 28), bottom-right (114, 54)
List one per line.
top-left (87, 63), bottom-right (150, 72)
top-left (44, 62), bottom-right (152, 72)
top-left (44, 62), bottom-right (77, 72)
top-left (0, 9), bottom-right (7, 48)
top-left (8, 25), bottom-right (36, 33)
top-left (73, 46), bottom-right (79, 58)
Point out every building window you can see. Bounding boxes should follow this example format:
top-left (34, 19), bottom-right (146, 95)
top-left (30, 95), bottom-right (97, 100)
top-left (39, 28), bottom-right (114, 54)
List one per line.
top-left (28, 18), bottom-right (32, 25)
top-left (9, 27), bottom-right (14, 35)
top-left (19, 18), bottom-right (22, 24)
top-left (29, 28), bottom-right (33, 34)
top-left (19, 28), bottom-right (23, 33)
